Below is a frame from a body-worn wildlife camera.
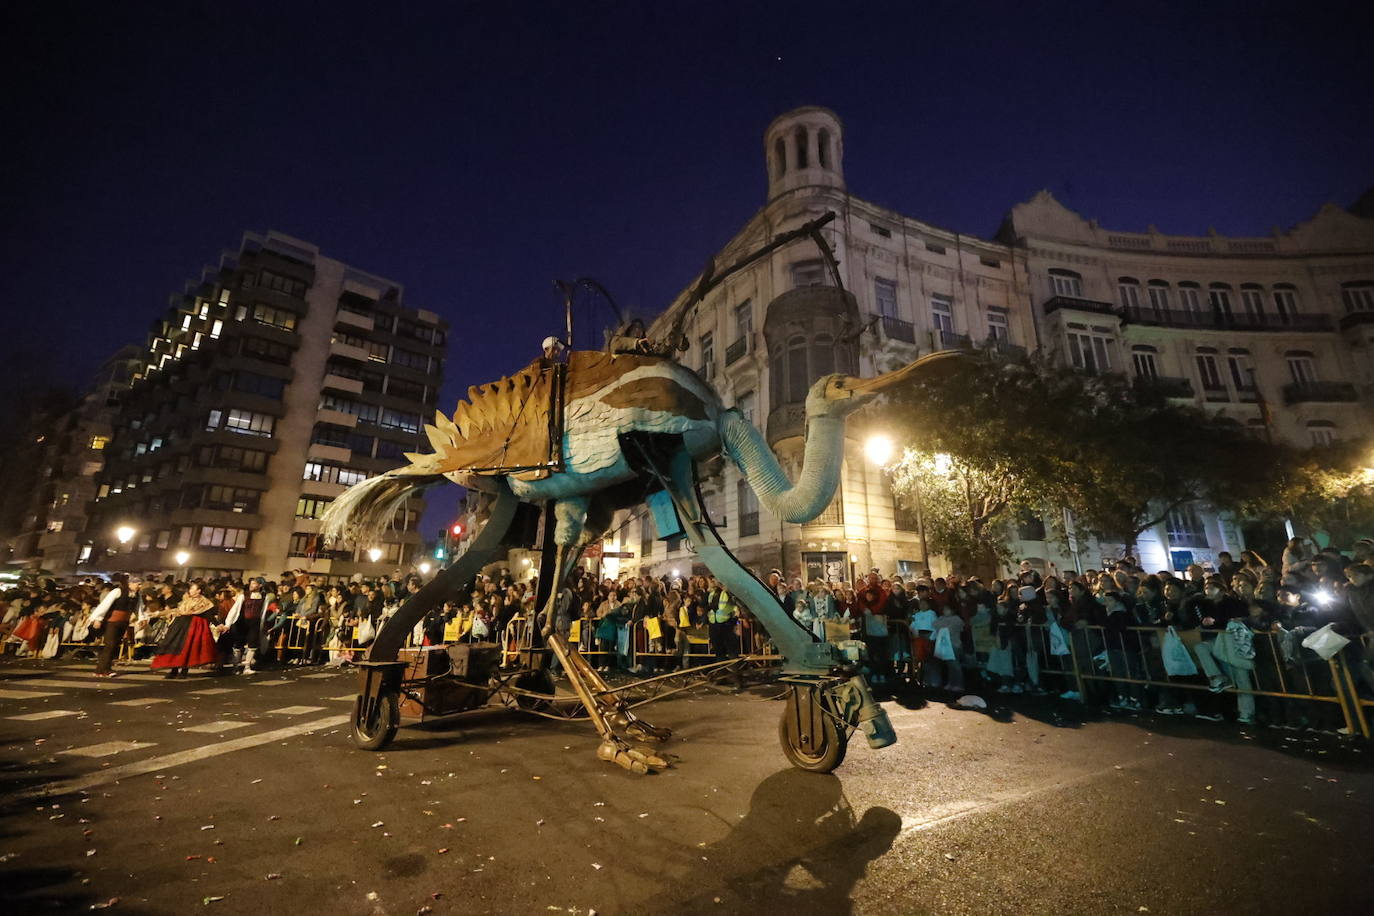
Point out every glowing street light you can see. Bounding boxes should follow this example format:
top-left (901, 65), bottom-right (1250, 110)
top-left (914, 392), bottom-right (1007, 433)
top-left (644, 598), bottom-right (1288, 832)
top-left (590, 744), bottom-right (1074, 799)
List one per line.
top-left (864, 434), bottom-right (894, 467)
top-left (932, 452), bottom-right (953, 475)
top-left (174, 550), bottom-right (190, 568)
top-left (115, 525), bottom-right (136, 545)
top-left (367, 547), bottom-right (382, 563)
top-left (522, 557), bottom-right (532, 567)
top-left (418, 562), bottom-right (432, 576)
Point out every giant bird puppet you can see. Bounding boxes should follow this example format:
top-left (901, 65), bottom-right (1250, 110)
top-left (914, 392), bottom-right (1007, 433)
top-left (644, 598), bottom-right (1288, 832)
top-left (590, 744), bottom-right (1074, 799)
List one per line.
top-left (321, 214), bottom-right (962, 774)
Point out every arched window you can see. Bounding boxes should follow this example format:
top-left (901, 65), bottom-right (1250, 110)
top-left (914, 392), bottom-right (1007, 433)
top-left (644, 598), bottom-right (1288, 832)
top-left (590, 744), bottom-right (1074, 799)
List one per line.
top-left (786, 334), bottom-right (809, 403)
top-left (1239, 283), bottom-right (1265, 322)
top-left (810, 334), bottom-right (835, 380)
top-left (1048, 268), bottom-right (1082, 297)
top-left (1146, 280), bottom-right (1171, 317)
top-left (817, 128), bottom-right (831, 169)
top-left (1208, 282), bottom-right (1234, 321)
top-left (1117, 277), bottom-right (1142, 310)
top-left (769, 344), bottom-right (785, 406)
top-left (794, 127), bottom-right (809, 169)
top-left (1130, 344), bottom-right (1158, 378)
top-left (1272, 283), bottom-right (1300, 322)
top-left (1177, 282), bottom-right (1203, 321)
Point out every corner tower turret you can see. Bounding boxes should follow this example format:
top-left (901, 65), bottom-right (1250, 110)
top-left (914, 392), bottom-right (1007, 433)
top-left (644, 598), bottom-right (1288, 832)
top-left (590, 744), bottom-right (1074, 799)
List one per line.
top-left (764, 106), bottom-right (845, 203)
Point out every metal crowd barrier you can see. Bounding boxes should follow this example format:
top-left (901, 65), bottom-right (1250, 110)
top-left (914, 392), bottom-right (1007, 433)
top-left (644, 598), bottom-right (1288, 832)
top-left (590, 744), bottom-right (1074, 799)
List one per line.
top-left (995, 623), bottom-right (1371, 739)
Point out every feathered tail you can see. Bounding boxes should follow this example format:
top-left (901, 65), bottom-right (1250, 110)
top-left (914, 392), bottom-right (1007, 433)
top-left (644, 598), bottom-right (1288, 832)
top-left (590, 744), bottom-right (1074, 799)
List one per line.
top-left (319, 469), bottom-right (443, 549)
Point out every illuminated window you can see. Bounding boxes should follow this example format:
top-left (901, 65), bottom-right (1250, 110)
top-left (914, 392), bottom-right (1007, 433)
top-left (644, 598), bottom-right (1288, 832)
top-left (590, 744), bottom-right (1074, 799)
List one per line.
top-left (89, 435), bottom-right (109, 450)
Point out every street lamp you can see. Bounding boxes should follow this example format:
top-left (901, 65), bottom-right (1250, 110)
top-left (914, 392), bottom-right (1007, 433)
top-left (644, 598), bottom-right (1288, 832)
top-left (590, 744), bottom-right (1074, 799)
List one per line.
top-left (174, 550), bottom-right (190, 568)
top-left (864, 434), bottom-right (894, 467)
top-left (418, 561), bottom-right (432, 576)
top-left (932, 452), bottom-right (953, 475)
top-left (115, 525), bottom-right (136, 545)
top-left (367, 547), bottom-right (382, 563)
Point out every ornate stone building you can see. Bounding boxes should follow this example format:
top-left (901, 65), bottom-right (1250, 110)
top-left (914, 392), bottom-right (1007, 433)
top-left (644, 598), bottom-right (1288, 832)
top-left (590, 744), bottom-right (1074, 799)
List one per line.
top-left (597, 106), bottom-right (1373, 582)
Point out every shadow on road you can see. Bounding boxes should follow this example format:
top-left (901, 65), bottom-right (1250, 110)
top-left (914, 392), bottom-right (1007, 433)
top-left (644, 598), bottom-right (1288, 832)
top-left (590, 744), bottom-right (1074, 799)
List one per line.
top-left (653, 768), bottom-right (901, 914)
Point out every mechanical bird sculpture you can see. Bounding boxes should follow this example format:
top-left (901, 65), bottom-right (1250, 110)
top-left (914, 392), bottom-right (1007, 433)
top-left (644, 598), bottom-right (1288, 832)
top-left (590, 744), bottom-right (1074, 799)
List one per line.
top-left (322, 214), bottom-right (963, 773)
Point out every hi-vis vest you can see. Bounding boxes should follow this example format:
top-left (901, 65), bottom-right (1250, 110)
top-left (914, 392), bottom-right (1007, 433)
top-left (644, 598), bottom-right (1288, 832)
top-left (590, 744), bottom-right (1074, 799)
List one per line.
top-left (710, 590), bottom-right (737, 624)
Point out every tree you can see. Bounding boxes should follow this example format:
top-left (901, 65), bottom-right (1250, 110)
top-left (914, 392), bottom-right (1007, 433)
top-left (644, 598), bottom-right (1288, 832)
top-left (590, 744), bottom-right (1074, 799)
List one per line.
top-left (878, 350), bottom-right (1288, 572)
top-left (1248, 439), bottom-right (1374, 546)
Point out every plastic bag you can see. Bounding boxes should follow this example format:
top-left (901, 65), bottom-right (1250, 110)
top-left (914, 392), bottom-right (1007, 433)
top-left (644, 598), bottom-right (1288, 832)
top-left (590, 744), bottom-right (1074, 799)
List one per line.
top-left (41, 630), bottom-right (61, 659)
top-left (1161, 626), bottom-right (1199, 677)
top-left (356, 617), bottom-right (376, 645)
top-left (1048, 621), bottom-right (1072, 657)
top-left (934, 627), bottom-right (957, 661)
top-left (1301, 623), bottom-right (1350, 661)
top-left (986, 647), bottom-right (1014, 677)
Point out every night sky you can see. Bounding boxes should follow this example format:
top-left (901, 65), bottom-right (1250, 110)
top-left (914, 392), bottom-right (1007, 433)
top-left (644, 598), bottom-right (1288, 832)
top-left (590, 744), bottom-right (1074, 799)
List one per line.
top-left (6, 1), bottom-right (1369, 536)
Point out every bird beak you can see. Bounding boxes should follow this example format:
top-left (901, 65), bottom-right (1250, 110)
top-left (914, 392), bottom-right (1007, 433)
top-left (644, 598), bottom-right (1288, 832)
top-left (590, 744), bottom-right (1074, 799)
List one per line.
top-left (824, 350), bottom-right (969, 399)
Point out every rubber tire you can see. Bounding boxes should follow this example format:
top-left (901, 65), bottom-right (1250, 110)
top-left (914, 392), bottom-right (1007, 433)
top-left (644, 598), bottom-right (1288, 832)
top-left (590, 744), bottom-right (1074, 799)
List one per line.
top-left (514, 669), bottom-right (556, 711)
top-left (351, 691), bottom-right (399, 751)
top-left (778, 687), bottom-right (847, 773)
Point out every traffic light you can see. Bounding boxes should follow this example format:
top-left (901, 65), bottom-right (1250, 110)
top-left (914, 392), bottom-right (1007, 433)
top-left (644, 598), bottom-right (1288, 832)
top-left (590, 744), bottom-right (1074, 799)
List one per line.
top-left (434, 546), bottom-right (445, 560)
top-left (450, 522), bottom-right (464, 538)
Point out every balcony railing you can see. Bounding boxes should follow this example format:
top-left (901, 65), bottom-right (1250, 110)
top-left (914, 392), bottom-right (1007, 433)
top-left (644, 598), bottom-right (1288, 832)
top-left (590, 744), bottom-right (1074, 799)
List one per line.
top-left (1235, 385), bottom-right (1261, 403)
top-left (1134, 376), bottom-right (1194, 399)
top-left (984, 339), bottom-right (1026, 360)
top-left (1201, 384), bottom-right (1230, 403)
top-left (936, 331), bottom-right (972, 351)
top-left (1121, 304), bottom-right (1333, 333)
top-left (1282, 381), bottom-right (1359, 405)
top-left (875, 314), bottom-right (917, 343)
top-left (1340, 311), bottom-right (1374, 331)
top-left (1043, 295), bottom-right (1118, 317)
top-left (724, 337), bottom-right (749, 366)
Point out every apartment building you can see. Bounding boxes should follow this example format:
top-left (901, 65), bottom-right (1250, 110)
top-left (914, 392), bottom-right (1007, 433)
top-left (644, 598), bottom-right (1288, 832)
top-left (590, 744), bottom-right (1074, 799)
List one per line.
top-left (88, 232), bottom-right (447, 580)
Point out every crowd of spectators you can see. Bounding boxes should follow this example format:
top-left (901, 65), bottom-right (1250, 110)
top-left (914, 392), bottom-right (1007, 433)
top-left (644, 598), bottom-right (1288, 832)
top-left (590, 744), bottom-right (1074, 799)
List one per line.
top-left (3, 535), bottom-right (1371, 734)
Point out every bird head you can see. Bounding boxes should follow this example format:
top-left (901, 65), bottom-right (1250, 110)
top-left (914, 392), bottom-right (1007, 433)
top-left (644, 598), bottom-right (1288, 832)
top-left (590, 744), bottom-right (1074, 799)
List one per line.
top-left (807, 350), bottom-right (969, 419)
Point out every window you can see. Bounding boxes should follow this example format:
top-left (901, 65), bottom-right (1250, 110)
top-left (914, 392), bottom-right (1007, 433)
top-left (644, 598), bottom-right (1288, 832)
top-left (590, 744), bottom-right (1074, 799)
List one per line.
top-left (736, 390), bottom-right (756, 424)
top-left (791, 260), bottom-right (826, 288)
top-left (1131, 347), bottom-right (1158, 379)
top-left (1342, 282), bottom-right (1374, 313)
top-left (980, 256), bottom-right (1001, 268)
top-left (196, 485), bottom-right (261, 513)
top-left (312, 424), bottom-right (352, 449)
top-left (210, 319), bottom-right (223, 339)
top-left (233, 372), bottom-right (286, 400)
top-left (1165, 505), bottom-right (1208, 549)
top-left (251, 304), bottom-right (297, 331)
top-left (930, 293), bottom-right (954, 340)
top-left (241, 336), bottom-right (292, 365)
top-left (1227, 350), bottom-right (1255, 391)
top-left (303, 462), bottom-right (369, 486)
top-left (1240, 284), bottom-right (1265, 320)
top-left (1307, 421), bottom-right (1337, 446)
top-left (868, 221), bottom-right (891, 238)
top-left (699, 332), bottom-right (714, 377)
top-left (224, 409), bottom-right (274, 437)
top-left (1049, 269), bottom-right (1082, 297)
top-left (385, 377), bottom-right (428, 402)
top-left (1146, 281), bottom-right (1171, 317)
top-left (197, 445), bottom-right (268, 473)
top-left (89, 435), bottom-right (109, 450)
top-left (1067, 332), bottom-right (1112, 374)
top-left (737, 478), bottom-right (760, 537)
top-left (773, 137), bottom-right (786, 178)
top-left (379, 409), bottom-right (421, 434)
top-left (732, 300), bottom-right (753, 349)
top-left (391, 348), bottom-right (429, 371)
top-left (255, 269), bottom-right (307, 297)
top-left (794, 126), bottom-right (808, 169)
top-left (296, 496), bottom-right (332, 519)
top-left (987, 307), bottom-right (1009, 341)
top-left (396, 320), bottom-right (440, 344)
top-left (925, 241), bottom-right (946, 255)
top-left (1286, 352), bottom-right (1318, 386)
top-left (336, 332), bottom-right (389, 361)
top-left (1272, 284), bottom-right (1300, 322)
top-left (375, 439), bottom-right (407, 460)
top-left (1178, 283), bottom-right (1203, 321)
top-left (1117, 278), bottom-right (1142, 310)
top-left (198, 526), bottom-right (250, 552)
top-left (818, 129), bottom-right (831, 169)
top-left (206, 409), bottom-right (223, 431)
top-left (1195, 351), bottom-right (1224, 391)
top-left (1208, 283), bottom-right (1234, 321)
top-left (874, 278), bottom-right (898, 318)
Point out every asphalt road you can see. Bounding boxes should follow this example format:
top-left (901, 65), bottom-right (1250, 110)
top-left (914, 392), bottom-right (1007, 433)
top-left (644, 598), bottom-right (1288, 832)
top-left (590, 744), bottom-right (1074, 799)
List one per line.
top-left (2, 658), bottom-right (1372, 916)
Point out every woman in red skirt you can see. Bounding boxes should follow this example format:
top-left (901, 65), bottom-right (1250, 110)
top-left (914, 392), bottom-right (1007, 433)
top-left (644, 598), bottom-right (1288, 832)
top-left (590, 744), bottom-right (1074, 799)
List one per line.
top-left (151, 582), bottom-right (218, 678)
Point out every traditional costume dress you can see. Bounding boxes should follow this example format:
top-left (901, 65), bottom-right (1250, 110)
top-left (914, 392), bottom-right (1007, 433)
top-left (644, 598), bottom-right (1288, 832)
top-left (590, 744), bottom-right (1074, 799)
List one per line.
top-left (151, 593), bottom-right (218, 671)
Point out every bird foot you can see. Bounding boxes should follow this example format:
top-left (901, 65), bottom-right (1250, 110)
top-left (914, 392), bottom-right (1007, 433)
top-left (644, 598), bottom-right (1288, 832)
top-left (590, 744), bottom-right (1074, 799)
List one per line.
top-left (596, 739), bottom-right (669, 774)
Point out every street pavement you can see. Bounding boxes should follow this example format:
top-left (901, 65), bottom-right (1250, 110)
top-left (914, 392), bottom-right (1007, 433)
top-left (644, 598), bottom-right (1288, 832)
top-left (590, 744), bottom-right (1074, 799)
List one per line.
top-left (2, 658), bottom-right (1372, 915)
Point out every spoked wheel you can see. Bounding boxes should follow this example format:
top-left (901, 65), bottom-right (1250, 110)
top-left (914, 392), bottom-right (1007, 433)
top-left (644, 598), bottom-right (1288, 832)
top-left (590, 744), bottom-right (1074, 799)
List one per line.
top-left (351, 691), bottom-right (399, 751)
top-left (513, 668), bottom-right (557, 711)
top-left (778, 683), bottom-right (848, 773)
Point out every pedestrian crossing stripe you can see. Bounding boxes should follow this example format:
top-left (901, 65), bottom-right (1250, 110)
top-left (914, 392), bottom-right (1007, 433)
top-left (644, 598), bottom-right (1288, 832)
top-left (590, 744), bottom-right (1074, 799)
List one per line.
top-left (17, 679), bottom-right (136, 690)
top-left (60, 740), bottom-right (157, 758)
top-left (328, 695), bottom-right (356, 701)
top-left (301, 673), bottom-right (340, 679)
top-left (9, 710), bottom-right (82, 721)
top-left (180, 721), bottom-right (253, 733)
top-left (249, 679), bottom-right (292, 686)
top-left (109, 698), bottom-right (174, 706)
top-left (265, 705), bottom-right (326, 715)
top-left (190, 688), bottom-right (238, 696)
top-left (0, 689), bottom-right (60, 700)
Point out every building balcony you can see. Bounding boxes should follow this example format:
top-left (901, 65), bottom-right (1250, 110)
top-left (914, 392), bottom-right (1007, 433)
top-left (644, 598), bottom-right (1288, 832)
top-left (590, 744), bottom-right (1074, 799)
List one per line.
top-left (1340, 310), bottom-right (1374, 331)
top-left (316, 408), bottom-right (358, 428)
top-left (1282, 381), bottom-right (1360, 405)
top-left (983, 339), bottom-right (1027, 360)
top-left (322, 373), bottom-right (364, 395)
top-left (308, 443), bottom-right (352, 463)
top-left (1235, 385), bottom-right (1261, 403)
top-left (874, 314), bottom-right (917, 344)
top-left (766, 402), bottom-right (806, 446)
top-left (330, 340), bottom-right (371, 362)
top-left (1121, 304), bottom-right (1334, 333)
top-left (336, 310), bottom-right (375, 332)
top-left (300, 479), bottom-right (347, 499)
top-left (935, 331), bottom-right (972, 351)
top-left (1135, 376), bottom-right (1194, 399)
top-left (1043, 295), bottom-right (1118, 317)
top-left (1201, 384), bottom-right (1230, 403)
top-left (724, 336), bottom-right (750, 366)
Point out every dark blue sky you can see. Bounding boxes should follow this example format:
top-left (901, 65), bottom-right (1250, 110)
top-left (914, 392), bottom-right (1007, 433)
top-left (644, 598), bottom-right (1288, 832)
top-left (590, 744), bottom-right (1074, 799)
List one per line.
top-left (5, 1), bottom-right (1369, 535)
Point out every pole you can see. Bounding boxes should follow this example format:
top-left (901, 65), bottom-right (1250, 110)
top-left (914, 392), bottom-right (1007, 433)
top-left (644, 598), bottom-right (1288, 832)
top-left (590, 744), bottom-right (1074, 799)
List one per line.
top-left (914, 476), bottom-right (929, 570)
